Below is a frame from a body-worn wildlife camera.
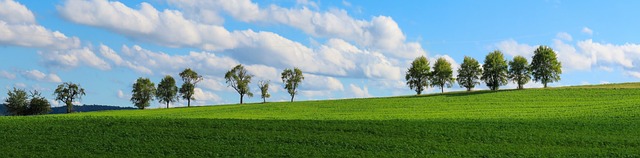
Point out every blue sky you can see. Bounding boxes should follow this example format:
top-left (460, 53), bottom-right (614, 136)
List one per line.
top-left (2, 0), bottom-right (640, 108)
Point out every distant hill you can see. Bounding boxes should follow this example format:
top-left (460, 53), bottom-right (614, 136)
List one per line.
top-left (0, 104), bottom-right (135, 115)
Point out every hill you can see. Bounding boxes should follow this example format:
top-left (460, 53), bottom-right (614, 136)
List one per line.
top-left (0, 104), bottom-right (135, 116)
top-left (1, 83), bottom-right (639, 157)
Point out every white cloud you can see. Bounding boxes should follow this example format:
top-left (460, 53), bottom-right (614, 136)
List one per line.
top-left (0, 0), bottom-right (35, 24)
top-left (39, 47), bottom-right (111, 70)
top-left (116, 89), bottom-right (130, 100)
top-left (626, 71), bottom-right (640, 78)
top-left (582, 27), bottom-right (593, 35)
top-left (348, 84), bottom-right (370, 98)
top-left (21, 69), bottom-right (62, 83)
top-left (0, 70), bottom-right (16, 79)
top-left (556, 32), bottom-right (573, 41)
top-left (199, 77), bottom-right (230, 92)
top-left (495, 39), bottom-right (537, 58)
top-left (577, 39), bottom-right (639, 69)
top-left (120, 45), bottom-right (239, 76)
top-left (245, 64), bottom-right (281, 83)
top-left (99, 44), bottom-right (151, 74)
top-left (301, 74), bottom-right (344, 91)
top-left (14, 82), bottom-right (26, 88)
top-left (193, 88), bottom-right (222, 105)
top-left (553, 39), bottom-right (592, 71)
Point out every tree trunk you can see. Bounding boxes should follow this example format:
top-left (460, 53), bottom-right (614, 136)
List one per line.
top-left (166, 102), bottom-right (169, 109)
top-left (441, 86), bottom-right (444, 93)
top-left (263, 98), bottom-right (266, 103)
top-left (544, 83), bottom-right (548, 88)
top-left (66, 101), bottom-right (72, 113)
top-left (240, 95), bottom-right (244, 104)
top-left (290, 95), bottom-right (294, 102)
top-left (187, 99), bottom-right (191, 107)
top-left (467, 87), bottom-right (471, 91)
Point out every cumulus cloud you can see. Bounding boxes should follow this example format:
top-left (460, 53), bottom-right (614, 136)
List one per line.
top-left (556, 32), bottom-right (573, 41)
top-left (301, 74), bottom-right (344, 91)
top-left (582, 27), bottom-right (593, 35)
top-left (348, 84), bottom-right (371, 98)
top-left (119, 45), bottom-right (238, 76)
top-left (39, 47), bottom-right (111, 70)
top-left (21, 69), bottom-right (62, 83)
top-left (0, 0), bottom-right (80, 50)
top-left (116, 89), bottom-right (130, 100)
top-left (99, 44), bottom-right (152, 74)
top-left (495, 39), bottom-right (537, 58)
top-left (192, 88), bottom-right (222, 105)
top-left (0, 70), bottom-right (16, 79)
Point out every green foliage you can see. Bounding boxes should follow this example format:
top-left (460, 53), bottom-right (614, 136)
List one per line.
top-left (530, 46), bottom-right (562, 88)
top-left (156, 75), bottom-right (178, 108)
top-left (431, 57), bottom-right (455, 93)
top-left (54, 82), bottom-right (86, 113)
top-left (131, 77), bottom-right (156, 109)
top-left (179, 68), bottom-right (202, 107)
top-left (258, 80), bottom-right (271, 103)
top-left (405, 56), bottom-right (431, 95)
top-left (4, 88), bottom-right (52, 116)
top-left (457, 56), bottom-right (483, 91)
top-left (281, 67), bottom-right (304, 102)
top-left (481, 50), bottom-right (508, 91)
top-left (1, 86), bottom-right (640, 157)
top-left (225, 64), bottom-right (254, 104)
top-left (508, 56), bottom-right (531, 89)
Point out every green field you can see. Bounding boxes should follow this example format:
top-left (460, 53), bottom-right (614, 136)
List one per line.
top-left (1, 83), bottom-right (640, 157)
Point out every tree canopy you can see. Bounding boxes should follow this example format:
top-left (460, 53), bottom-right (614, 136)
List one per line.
top-left (54, 82), bottom-right (85, 113)
top-left (131, 77), bottom-right (156, 109)
top-left (179, 68), bottom-right (202, 107)
top-left (431, 57), bottom-right (455, 93)
top-left (4, 88), bottom-right (51, 116)
top-left (530, 46), bottom-right (562, 88)
top-left (225, 64), bottom-right (253, 104)
top-left (258, 80), bottom-right (271, 103)
top-left (156, 75), bottom-right (178, 108)
top-left (457, 56), bottom-right (483, 91)
top-left (481, 50), bottom-right (509, 91)
top-left (406, 56), bottom-right (431, 95)
top-left (508, 55), bottom-right (531, 89)
top-left (281, 68), bottom-right (304, 102)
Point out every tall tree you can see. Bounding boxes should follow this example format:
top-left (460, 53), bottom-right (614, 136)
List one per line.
top-left (281, 68), bottom-right (304, 102)
top-left (431, 57), bottom-right (455, 93)
top-left (225, 65), bottom-right (253, 104)
top-left (530, 46), bottom-right (562, 88)
top-left (156, 75), bottom-right (178, 108)
top-left (4, 88), bottom-right (51, 116)
top-left (179, 68), bottom-right (202, 107)
top-left (457, 56), bottom-right (483, 91)
top-left (258, 80), bottom-right (271, 103)
top-left (405, 56), bottom-right (431, 95)
top-left (481, 50), bottom-right (509, 91)
top-left (131, 77), bottom-right (156, 109)
top-left (54, 82), bottom-right (86, 113)
top-left (508, 56), bottom-right (531, 89)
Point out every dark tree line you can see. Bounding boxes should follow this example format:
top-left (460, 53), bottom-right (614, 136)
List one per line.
top-left (406, 45), bottom-right (562, 94)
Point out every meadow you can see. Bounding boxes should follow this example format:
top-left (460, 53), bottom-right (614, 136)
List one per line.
top-left (1, 83), bottom-right (639, 157)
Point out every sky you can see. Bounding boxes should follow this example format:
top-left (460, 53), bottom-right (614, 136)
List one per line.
top-left (2, 0), bottom-right (640, 108)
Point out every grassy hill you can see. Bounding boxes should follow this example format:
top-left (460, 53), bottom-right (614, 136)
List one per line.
top-left (1, 83), bottom-right (639, 157)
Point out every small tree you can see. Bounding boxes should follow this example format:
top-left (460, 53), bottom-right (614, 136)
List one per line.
top-left (156, 75), bottom-right (178, 108)
top-left (406, 56), bottom-right (431, 95)
top-left (530, 46), bottom-right (562, 88)
top-left (258, 80), bottom-right (271, 103)
top-left (508, 56), bottom-right (531, 89)
top-left (131, 77), bottom-right (156, 109)
top-left (457, 56), bottom-right (483, 91)
top-left (431, 57), bottom-right (455, 93)
top-left (54, 82), bottom-right (86, 113)
top-left (179, 68), bottom-right (202, 107)
top-left (481, 50), bottom-right (509, 91)
top-left (4, 88), bottom-right (51, 116)
top-left (281, 68), bottom-right (304, 102)
top-left (225, 65), bottom-right (253, 104)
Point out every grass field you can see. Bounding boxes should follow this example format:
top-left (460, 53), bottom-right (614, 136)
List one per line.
top-left (1, 83), bottom-right (640, 157)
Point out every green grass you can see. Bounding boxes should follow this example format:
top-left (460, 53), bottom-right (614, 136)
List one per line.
top-left (1, 83), bottom-right (640, 157)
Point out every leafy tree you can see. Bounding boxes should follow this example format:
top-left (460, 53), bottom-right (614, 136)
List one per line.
top-left (258, 80), bottom-right (271, 103)
top-left (508, 56), bottom-right (531, 89)
top-left (131, 77), bottom-right (156, 109)
top-left (431, 57), bottom-right (455, 93)
top-left (457, 56), bottom-right (483, 91)
top-left (530, 46), bottom-right (562, 88)
top-left (179, 68), bottom-right (202, 107)
top-left (4, 88), bottom-right (51, 115)
top-left (481, 50), bottom-right (509, 91)
top-left (156, 75), bottom-right (178, 108)
top-left (54, 82), bottom-right (86, 113)
top-left (225, 65), bottom-right (253, 104)
top-left (281, 68), bottom-right (304, 102)
top-left (405, 56), bottom-right (431, 95)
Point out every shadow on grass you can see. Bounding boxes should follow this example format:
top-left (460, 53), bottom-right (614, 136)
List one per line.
top-left (391, 89), bottom-right (524, 99)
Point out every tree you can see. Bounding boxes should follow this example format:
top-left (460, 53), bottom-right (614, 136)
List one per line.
top-left (405, 56), bottom-right (431, 95)
top-left (431, 57), bottom-right (455, 93)
top-left (179, 68), bottom-right (202, 107)
top-left (225, 65), bottom-right (253, 104)
top-left (481, 50), bottom-right (509, 91)
top-left (281, 68), bottom-right (304, 102)
top-left (508, 56), bottom-right (531, 89)
top-left (156, 75), bottom-right (178, 108)
top-left (131, 77), bottom-right (156, 109)
top-left (530, 46), bottom-right (562, 88)
top-left (54, 82), bottom-right (86, 113)
top-left (258, 80), bottom-right (271, 103)
top-left (4, 88), bottom-right (51, 116)
top-left (457, 56), bottom-right (483, 91)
